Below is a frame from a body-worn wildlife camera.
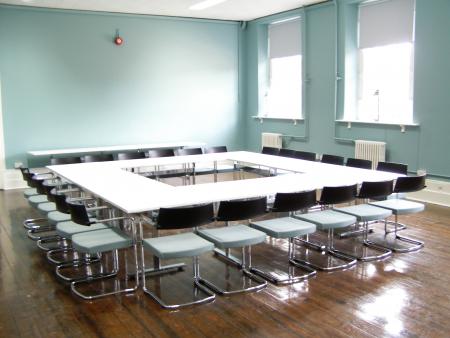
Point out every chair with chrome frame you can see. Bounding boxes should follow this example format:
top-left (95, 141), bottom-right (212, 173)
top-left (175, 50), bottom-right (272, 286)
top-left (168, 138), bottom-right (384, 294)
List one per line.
top-left (368, 175), bottom-right (425, 252)
top-left (331, 180), bottom-right (394, 261)
top-left (141, 203), bottom-right (216, 309)
top-left (293, 150), bottom-right (316, 161)
top-left (197, 197), bottom-right (268, 295)
top-left (321, 154), bottom-right (345, 166)
top-left (203, 146), bottom-right (235, 177)
top-left (249, 190), bottom-right (318, 284)
top-left (146, 148), bottom-right (185, 180)
top-left (116, 152), bottom-right (146, 160)
top-left (50, 156), bottom-right (81, 165)
top-left (376, 161), bottom-right (408, 175)
top-left (261, 146), bottom-right (280, 156)
top-left (81, 154), bottom-right (114, 163)
top-left (278, 148), bottom-right (296, 158)
top-left (346, 158), bottom-right (372, 170)
top-left (176, 148), bottom-right (213, 182)
top-left (65, 201), bottom-right (139, 299)
top-left (292, 184), bottom-right (358, 271)
top-left (204, 146), bottom-right (227, 154)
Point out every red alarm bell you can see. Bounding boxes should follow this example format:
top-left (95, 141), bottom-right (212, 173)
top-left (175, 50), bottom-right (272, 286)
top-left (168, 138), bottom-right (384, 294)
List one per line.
top-left (114, 29), bottom-right (123, 46)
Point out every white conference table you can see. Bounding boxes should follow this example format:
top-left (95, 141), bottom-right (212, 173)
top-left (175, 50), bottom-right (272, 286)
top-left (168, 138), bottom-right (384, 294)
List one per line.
top-left (28, 141), bottom-right (206, 157)
top-left (48, 151), bottom-right (400, 215)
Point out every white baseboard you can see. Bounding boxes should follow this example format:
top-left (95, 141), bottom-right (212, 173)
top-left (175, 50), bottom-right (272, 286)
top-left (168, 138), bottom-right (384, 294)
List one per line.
top-left (407, 179), bottom-right (450, 207)
top-left (1, 169), bottom-right (27, 190)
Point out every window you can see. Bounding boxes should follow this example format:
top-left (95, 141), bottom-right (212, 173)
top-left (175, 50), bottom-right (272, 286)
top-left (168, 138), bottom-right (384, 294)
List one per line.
top-left (347, 0), bottom-right (415, 124)
top-left (262, 18), bottom-right (302, 119)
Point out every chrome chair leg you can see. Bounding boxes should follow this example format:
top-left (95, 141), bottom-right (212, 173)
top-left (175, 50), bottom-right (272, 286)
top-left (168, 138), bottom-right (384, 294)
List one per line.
top-left (250, 238), bottom-right (317, 285)
top-left (143, 255), bottom-right (215, 309)
top-left (71, 245), bottom-right (139, 300)
top-left (55, 253), bottom-right (105, 282)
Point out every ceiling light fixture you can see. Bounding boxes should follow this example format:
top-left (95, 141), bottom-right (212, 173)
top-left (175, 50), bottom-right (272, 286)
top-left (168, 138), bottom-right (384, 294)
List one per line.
top-left (189, 0), bottom-right (228, 11)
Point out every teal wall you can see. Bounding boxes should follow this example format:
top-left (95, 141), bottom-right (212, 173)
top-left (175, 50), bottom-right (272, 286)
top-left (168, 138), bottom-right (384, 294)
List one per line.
top-left (242, 0), bottom-right (450, 179)
top-left (0, 6), bottom-right (242, 168)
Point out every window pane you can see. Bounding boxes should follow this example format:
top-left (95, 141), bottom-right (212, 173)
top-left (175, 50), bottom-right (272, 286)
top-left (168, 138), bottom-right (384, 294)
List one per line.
top-left (264, 55), bottom-right (302, 118)
top-left (357, 43), bottom-right (413, 123)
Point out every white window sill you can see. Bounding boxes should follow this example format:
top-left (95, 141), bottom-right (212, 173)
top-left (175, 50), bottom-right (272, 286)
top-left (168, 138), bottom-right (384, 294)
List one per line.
top-left (252, 116), bottom-right (304, 125)
top-left (336, 119), bottom-right (419, 133)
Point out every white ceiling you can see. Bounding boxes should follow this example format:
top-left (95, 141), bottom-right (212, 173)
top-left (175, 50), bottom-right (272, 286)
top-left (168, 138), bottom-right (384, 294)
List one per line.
top-left (0, 0), bottom-right (328, 21)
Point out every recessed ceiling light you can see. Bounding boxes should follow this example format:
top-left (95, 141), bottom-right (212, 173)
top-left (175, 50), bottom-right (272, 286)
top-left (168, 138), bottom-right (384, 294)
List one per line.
top-left (189, 0), bottom-right (228, 11)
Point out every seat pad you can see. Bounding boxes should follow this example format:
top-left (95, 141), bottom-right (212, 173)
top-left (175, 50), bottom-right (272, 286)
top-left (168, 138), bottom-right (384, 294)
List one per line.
top-left (47, 211), bottom-right (71, 225)
top-left (71, 228), bottom-right (132, 254)
top-left (28, 194), bottom-right (48, 207)
top-left (369, 199), bottom-right (425, 215)
top-left (250, 217), bottom-right (316, 239)
top-left (24, 188), bottom-right (38, 197)
top-left (56, 221), bottom-right (109, 238)
top-left (197, 224), bottom-right (266, 249)
top-left (37, 202), bottom-right (56, 214)
top-left (334, 204), bottom-right (392, 222)
top-left (143, 232), bottom-right (214, 260)
top-left (293, 210), bottom-right (356, 230)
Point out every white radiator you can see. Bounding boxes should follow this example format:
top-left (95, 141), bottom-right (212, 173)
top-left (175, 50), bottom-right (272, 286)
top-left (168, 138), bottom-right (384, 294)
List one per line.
top-left (355, 140), bottom-right (386, 169)
top-left (262, 132), bottom-right (282, 149)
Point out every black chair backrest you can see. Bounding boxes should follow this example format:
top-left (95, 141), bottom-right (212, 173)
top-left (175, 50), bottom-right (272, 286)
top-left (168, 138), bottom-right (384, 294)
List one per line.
top-left (204, 146), bottom-right (228, 154)
top-left (321, 154), bottom-right (345, 166)
top-left (19, 167), bottom-right (30, 180)
top-left (357, 180), bottom-right (394, 199)
top-left (394, 175), bottom-right (426, 193)
top-left (176, 148), bottom-right (203, 156)
top-left (157, 203), bottom-right (214, 230)
top-left (81, 154), bottom-right (114, 163)
top-left (319, 184), bottom-right (357, 205)
top-left (148, 148), bottom-right (175, 158)
top-left (376, 161), bottom-right (408, 175)
top-left (51, 190), bottom-right (70, 214)
top-left (117, 152), bottom-right (146, 160)
top-left (42, 181), bottom-right (58, 202)
top-left (22, 172), bottom-right (35, 187)
top-left (293, 150), bottom-right (316, 161)
top-left (346, 158), bottom-right (372, 170)
top-left (67, 201), bottom-right (93, 226)
top-left (272, 190), bottom-right (317, 212)
top-left (32, 177), bottom-right (47, 195)
top-left (278, 148), bottom-right (296, 158)
top-left (217, 197), bottom-right (267, 222)
top-left (50, 157), bottom-right (81, 165)
top-left (261, 147), bottom-right (279, 156)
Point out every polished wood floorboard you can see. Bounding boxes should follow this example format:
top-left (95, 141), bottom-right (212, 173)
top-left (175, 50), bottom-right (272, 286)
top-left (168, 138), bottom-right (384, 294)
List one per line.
top-left (1, 178), bottom-right (450, 338)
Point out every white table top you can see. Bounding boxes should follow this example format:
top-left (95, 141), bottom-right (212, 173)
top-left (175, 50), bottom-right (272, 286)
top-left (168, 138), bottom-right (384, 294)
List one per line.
top-left (48, 151), bottom-right (400, 214)
top-left (28, 141), bottom-right (206, 156)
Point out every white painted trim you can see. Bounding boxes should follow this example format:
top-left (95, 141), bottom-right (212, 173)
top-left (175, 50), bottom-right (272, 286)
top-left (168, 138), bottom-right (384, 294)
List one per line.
top-left (0, 74), bottom-right (6, 190)
top-left (407, 179), bottom-right (450, 208)
top-left (1, 169), bottom-right (27, 190)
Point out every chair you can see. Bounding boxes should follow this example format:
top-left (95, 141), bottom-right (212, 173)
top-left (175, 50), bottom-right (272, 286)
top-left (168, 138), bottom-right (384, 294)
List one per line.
top-left (346, 158), bottom-right (372, 170)
top-left (293, 185), bottom-right (358, 271)
top-left (141, 203), bottom-right (216, 309)
top-left (204, 146), bottom-right (227, 154)
top-left (332, 180), bottom-right (394, 261)
top-left (261, 146), bottom-right (280, 156)
top-left (19, 167), bottom-right (38, 198)
top-left (249, 190), bottom-right (317, 284)
top-left (81, 154), bottom-right (114, 163)
top-left (50, 157), bottom-right (81, 165)
top-left (278, 148), bottom-right (296, 158)
top-left (376, 161), bottom-right (408, 175)
top-left (293, 150), bottom-right (316, 161)
top-left (148, 148), bottom-right (175, 158)
top-left (65, 201), bottom-right (139, 299)
top-left (116, 152), bottom-right (146, 160)
top-left (176, 148), bottom-right (203, 156)
top-left (197, 197), bottom-right (268, 294)
top-left (369, 175), bottom-right (425, 252)
top-left (147, 148), bottom-right (185, 180)
top-left (321, 154), bottom-right (345, 166)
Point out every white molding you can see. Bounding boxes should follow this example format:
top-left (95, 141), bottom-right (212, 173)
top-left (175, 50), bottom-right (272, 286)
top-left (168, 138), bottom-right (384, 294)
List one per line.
top-left (407, 179), bottom-right (450, 208)
top-left (1, 169), bottom-right (27, 190)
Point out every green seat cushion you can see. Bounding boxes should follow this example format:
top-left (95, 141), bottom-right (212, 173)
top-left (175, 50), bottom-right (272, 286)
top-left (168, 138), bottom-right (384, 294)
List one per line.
top-left (293, 210), bottom-right (356, 230)
top-left (47, 211), bottom-right (71, 225)
top-left (37, 202), bottom-right (56, 214)
top-left (24, 188), bottom-right (38, 197)
top-left (197, 225), bottom-right (266, 249)
top-left (369, 199), bottom-right (425, 215)
top-left (71, 228), bottom-right (132, 254)
top-left (28, 194), bottom-right (48, 207)
top-left (250, 217), bottom-right (316, 239)
top-left (56, 221), bottom-right (109, 238)
top-left (334, 204), bottom-right (392, 222)
top-left (143, 232), bottom-right (214, 260)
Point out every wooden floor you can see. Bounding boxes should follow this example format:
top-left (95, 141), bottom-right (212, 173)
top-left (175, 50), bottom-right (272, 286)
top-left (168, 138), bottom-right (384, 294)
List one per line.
top-left (1, 182), bottom-right (450, 338)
